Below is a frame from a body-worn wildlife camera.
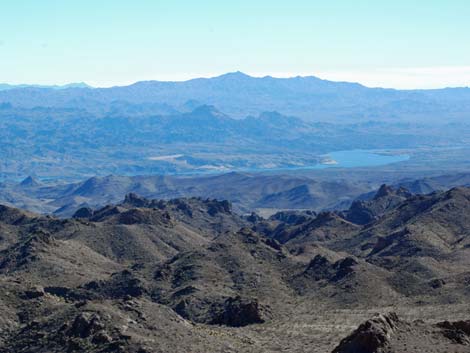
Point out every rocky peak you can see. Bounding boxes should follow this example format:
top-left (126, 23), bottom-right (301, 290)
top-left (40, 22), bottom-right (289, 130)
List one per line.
top-left (123, 193), bottom-right (150, 208)
top-left (72, 207), bottom-right (94, 219)
top-left (374, 184), bottom-right (395, 199)
top-left (19, 176), bottom-right (41, 188)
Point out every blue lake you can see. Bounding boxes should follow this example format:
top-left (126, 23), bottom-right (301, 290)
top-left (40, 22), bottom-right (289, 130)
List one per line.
top-left (231, 149), bottom-right (411, 174)
top-left (318, 149), bottom-right (410, 169)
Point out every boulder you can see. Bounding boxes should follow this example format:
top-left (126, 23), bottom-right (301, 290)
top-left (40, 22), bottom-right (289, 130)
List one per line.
top-left (332, 312), bottom-right (399, 353)
top-left (211, 296), bottom-right (266, 327)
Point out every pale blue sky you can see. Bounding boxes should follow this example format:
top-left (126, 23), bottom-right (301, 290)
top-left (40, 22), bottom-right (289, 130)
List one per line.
top-left (1, 0), bottom-right (470, 88)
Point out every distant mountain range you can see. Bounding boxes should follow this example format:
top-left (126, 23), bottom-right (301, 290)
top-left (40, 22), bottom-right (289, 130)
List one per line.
top-left (0, 172), bottom-right (373, 216)
top-left (0, 82), bottom-right (91, 91)
top-left (1, 72), bottom-right (470, 180)
top-left (1, 72), bottom-right (470, 122)
top-left (1, 171), bottom-right (469, 218)
top-left (3, 102), bottom-right (462, 180)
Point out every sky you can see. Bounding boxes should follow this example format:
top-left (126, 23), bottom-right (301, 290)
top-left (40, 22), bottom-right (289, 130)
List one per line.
top-left (1, 0), bottom-right (470, 88)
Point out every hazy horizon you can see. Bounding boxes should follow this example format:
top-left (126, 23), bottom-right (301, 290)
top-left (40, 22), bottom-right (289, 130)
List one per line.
top-left (2, 69), bottom-right (470, 90)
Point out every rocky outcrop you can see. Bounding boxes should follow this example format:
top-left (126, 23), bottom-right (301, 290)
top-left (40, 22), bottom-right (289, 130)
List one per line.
top-left (0, 231), bottom-right (55, 270)
top-left (68, 312), bottom-right (105, 338)
top-left (436, 320), bottom-right (470, 345)
top-left (332, 312), bottom-right (399, 353)
top-left (83, 270), bottom-right (147, 299)
top-left (123, 193), bottom-right (150, 208)
top-left (342, 185), bottom-right (412, 225)
top-left (0, 204), bottom-right (34, 225)
top-left (174, 295), bottom-right (268, 327)
top-left (303, 255), bottom-right (358, 282)
top-left (333, 313), bottom-right (470, 353)
top-left (269, 210), bottom-right (316, 225)
top-left (206, 199), bottom-right (232, 216)
top-left (73, 207), bottom-right (94, 219)
top-left (211, 296), bottom-right (267, 327)
top-left (22, 285), bottom-right (45, 299)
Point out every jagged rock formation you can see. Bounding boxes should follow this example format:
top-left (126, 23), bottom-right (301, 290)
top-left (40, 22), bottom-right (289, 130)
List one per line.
top-left (1, 187), bottom-right (470, 352)
top-left (341, 184), bottom-right (412, 225)
top-left (332, 312), bottom-right (400, 353)
top-left (333, 313), bottom-right (470, 353)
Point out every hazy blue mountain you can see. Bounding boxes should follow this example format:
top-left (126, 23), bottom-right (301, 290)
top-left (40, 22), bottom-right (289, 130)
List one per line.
top-left (1, 72), bottom-right (470, 122)
top-left (1, 72), bottom-right (470, 181)
top-left (0, 82), bottom-right (91, 91)
top-left (2, 101), bottom-right (466, 180)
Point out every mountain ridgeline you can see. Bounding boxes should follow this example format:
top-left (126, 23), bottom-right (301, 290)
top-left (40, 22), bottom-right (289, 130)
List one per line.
top-left (1, 171), bottom-right (470, 219)
top-left (2, 72), bottom-right (470, 122)
top-left (1, 185), bottom-right (470, 352)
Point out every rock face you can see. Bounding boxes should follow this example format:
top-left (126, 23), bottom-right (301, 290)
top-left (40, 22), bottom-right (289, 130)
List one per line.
top-left (436, 320), bottom-right (470, 345)
top-left (68, 313), bottom-right (105, 338)
top-left (211, 296), bottom-right (266, 327)
top-left (123, 193), bottom-right (151, 208)
top-left (333, 314), bottom-right (470, 353)
top-left (303, 255), bottom-right (358, 282)
top-left (332, 312), bottom-right (399, 353)
top-left (174, 295), bottom-right (267, 327)
top-left (207, 199), bottom-right (232, 216)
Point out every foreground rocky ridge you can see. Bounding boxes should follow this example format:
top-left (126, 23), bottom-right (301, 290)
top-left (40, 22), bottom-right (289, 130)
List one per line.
top-left (333, 312), bottom-right (470, 353)
top-left (1, 187), bottom-right (470, 352)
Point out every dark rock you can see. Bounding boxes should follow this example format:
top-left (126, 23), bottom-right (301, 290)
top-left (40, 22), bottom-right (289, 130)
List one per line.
top-left (68, 313), bottom-right (104, 338)
top-left (83, 270), bottom-right (146, 299)
top-left (437, 320), bottom-right (470, 345)
top-left (211, 296), bottom-right (266, 327)
top-left (123, 193), bottom-right (150, 208)
top-left (207, 199), bottom-right (231, 216)
top-left (304, 255), bottom-right (358, 282)
top-left (374, 184), bottom-right (395, 199)
top-left (90, 205), bottom-right (123, 221)
top-left (22, 285), bottom-right (45, 299)
top-left (332, 312), bottom-right (399, 353)
top-left (429, 278), bottom-right (446, 289)
top-left (92, 331), bottom-right (112, 344)
top-left (304, 255), bottom-right (335, 281)
top-left (264, 237), bottom-right (282, 251)
top-left (173, 199), bottom-right (193, 217)
top-left (72, 207), bottom-right (94, 219)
